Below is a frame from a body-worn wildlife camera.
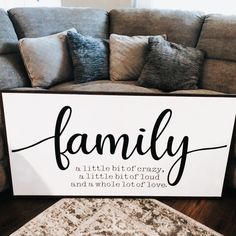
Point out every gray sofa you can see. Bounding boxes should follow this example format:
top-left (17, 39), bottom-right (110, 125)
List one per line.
top-left (0, 7), bottom-right (235, 192)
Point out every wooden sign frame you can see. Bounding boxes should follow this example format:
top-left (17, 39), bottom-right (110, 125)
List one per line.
top-left (1, 91), bottom-right (235, 197)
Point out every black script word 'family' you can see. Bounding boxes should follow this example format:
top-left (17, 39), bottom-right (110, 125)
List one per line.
top-left (12, 106), bottom-right (227, 186)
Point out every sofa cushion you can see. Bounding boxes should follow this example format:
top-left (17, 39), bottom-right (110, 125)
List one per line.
top-left (19, 28), bottom-right (76, 88)
top-left (49, 80), bottom-right (164, 94)
top-left (0, 9), bottom-right (29, 92)
top-left (170, 89), bottom-right (224, 95)
top-left (138, 36), bottom-right (205, 92)
top-left (67, 31), bottom-right (109, 83)
top-left (110, 9), bottom-right (204, 47)
top-left (11, 87), bottom-right (46, 91)
top-left (197, 14), bottom-right (236, 62)
top-left (200, 59), bottom-right (236, 94)
top-left (8, 7), bottom-right (109, 39)
top-left (0, 9), bottom-right (19, 54)
top-left (109, 34), bottom-right (166, 81)
top-left (0, 54), bottom-right (30, 89)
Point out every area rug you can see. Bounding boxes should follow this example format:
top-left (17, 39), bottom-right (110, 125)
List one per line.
top-left (11, 198), bottom-right (222, 236)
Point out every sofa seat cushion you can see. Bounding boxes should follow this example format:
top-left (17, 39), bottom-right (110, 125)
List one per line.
top-left (170, 89), bottom-right (225, 95)
top-left (11, 87), bottom-right (46, 91)
top-left (49, 80), bottom-right (164, 94)
top-left (50, 81), bottom-right (225, 95)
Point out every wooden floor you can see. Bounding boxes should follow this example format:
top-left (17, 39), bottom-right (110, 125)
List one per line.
top-left (160, 188), bottom-right (236, 236)
top-left (0, 188), bottom-right (235, 236)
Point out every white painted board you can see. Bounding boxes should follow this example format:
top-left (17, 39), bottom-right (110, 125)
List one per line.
top-left (2, 92), bottom-right (235, 196)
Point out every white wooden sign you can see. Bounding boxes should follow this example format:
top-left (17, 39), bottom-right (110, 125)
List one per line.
top-left (1, 92), bottom-right (236, 196)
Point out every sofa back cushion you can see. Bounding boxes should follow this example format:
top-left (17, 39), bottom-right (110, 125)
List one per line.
top-left (8, 7), bottom-right (109, 39)
top-left (0, 8), bottom-right (19, 54)
top-left (0, 54), bottom-right (30, 89)
top-left (197, 14), bottom-right (236, 61)
top-left (200, 59), bottom-right (236, 94)
top-left (110, 9), bottom-right (204, 47)
top-left (197, 14), bottom-right (236, 94)
top-left (0, 9), bottom-right (29, 89)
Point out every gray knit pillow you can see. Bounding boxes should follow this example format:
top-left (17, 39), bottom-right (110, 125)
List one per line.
top-left (138, 36), bottom-right (205, 92)
top-left (67, 31), bottom-right (109, 83)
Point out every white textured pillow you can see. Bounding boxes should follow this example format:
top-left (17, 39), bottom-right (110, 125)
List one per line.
top-left (110, 34), bottom-right (167, 81)
top-left (19, 28), bottom-right (77, 88)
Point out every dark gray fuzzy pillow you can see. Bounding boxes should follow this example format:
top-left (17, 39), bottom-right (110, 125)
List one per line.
top-left (67, 31), bottom-right (109, 83)
top-left (138, 36), bottom-right (205, 92)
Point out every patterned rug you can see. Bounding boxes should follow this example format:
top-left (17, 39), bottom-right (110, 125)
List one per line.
top-left (11, 198), bottom-right (222, 236)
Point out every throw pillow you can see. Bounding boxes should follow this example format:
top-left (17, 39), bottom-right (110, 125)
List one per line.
top-left (19, 28), bottom-right (77, 88)
top-left (66, 31), bottom-right (109, 83)
top-left (109, 34), bottom-right (167, 81)
top-left (138, 36), bottom-right (205, 92)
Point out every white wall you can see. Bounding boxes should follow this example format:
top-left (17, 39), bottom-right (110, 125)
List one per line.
top-left (0, 0), bottom-right (61, 10)
top-left (62, 0), bottom-right (134, 10)
top-left (135, 0), bottom-right (236, 15)
top-left (0, 0), bottom-right (133, 10)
